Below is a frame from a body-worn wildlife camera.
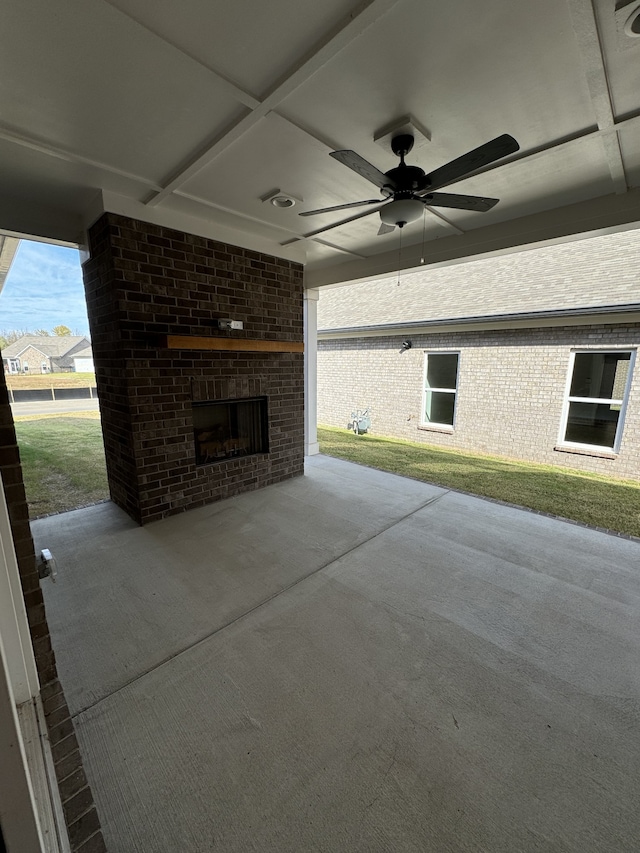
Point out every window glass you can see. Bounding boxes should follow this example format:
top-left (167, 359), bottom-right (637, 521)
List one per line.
top-left (423, 353), bottom-right (459, 426)
top-left (425, 391), bottom-right (456, 425)
top-left (564, 402), bottom-right (620, 447)
top-left (569, 352), bottom-right (630, 399)
top-left (562, 351), bottom-right (634, 450)
top-left (426, 353), bottom-right (458, 390)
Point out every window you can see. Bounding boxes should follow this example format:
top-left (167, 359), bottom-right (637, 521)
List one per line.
top-left (559, 350), bottom-right (635, 452)
top-left (422, 352), bottom-right (459, 427)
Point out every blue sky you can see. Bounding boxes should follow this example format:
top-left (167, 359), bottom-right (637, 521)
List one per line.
top-left (0, 240), bottom-right (90, 335)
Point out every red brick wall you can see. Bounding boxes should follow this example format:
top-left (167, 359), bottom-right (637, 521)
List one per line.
top-left (0, 376), bottom-right (54, 679)
top-left (0, 372), bottom-right (106, 851)
top-left (83, 213), bottom-right (305, 525)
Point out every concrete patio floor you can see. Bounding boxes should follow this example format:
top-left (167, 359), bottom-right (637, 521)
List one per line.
top-left (34, 455), bottom-right (640, 852)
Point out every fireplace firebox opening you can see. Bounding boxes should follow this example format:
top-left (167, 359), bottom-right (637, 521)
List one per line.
top-left (193, 397), bottom-right (269, 465)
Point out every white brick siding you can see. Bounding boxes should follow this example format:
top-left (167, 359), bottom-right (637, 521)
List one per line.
top-left (318, 323), bottom-right (640, 479)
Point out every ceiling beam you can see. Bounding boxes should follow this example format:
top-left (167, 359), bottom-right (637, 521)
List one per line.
top-left (94, 190), bottom-right (307, 263)
top-left (0, 123), bottom-right (162, 191)
top-left (438, 112), bottom-right (640, 188)
top-left (422, 208), bottom-right (464, 237)
top-left (275, 116), bottom-right (637, 257)
top-left (170, 110), bottom-right (635, 251)
top-left (7, 110), bottom-right (634, 210)
top-left (145, 0), bottom-right (402, 207)
top-left (102, 0), bottom-right (260, 109)
top-left (312, 239), bottom-right (368, 259)
top-left (566, 0), bottom-right (627, 193)
top-left (5, 107), bottom-right (634, 261)
top-left (173, 189), bottom-right (302, 237)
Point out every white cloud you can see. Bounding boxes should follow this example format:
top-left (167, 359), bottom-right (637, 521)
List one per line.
top-left (0, 240), bottom-right (90, 334)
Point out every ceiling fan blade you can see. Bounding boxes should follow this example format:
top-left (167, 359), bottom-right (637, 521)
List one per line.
top-left (299, 199), bottom-right (382, 217)
top-left (421, 192), bottom-right (499, 212)
top-left (302, 203), bottom-right (389, 238)
top-left (377, 222), bottom-right (395, 235)
top-left (330, 150), bottom-right (396, 191)
top-left (422, 134), bottom-right (519, 192)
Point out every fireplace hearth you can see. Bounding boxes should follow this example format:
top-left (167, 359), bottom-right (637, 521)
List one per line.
top-left (193, 397), bottom-right (269, 464)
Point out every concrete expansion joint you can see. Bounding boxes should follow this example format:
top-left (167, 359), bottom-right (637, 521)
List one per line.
top-left (71, 488), bottom-right (451, 721)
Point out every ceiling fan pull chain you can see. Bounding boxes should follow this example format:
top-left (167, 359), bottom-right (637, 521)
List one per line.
top-left (397, 226), bottom-right (403, 286)
top-left (421, 208), bottom-right (427, 264)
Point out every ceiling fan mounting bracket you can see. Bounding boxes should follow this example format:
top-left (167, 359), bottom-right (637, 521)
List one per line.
top-left (391, 133), bottom-right (415, 158)
top-left (373, 115), bottom-right (432, 155)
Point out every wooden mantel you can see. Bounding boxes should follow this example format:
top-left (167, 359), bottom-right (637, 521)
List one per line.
top-left (164, 335), bottom-right (304, 353)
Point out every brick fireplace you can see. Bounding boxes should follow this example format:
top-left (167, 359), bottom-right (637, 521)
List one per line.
top-left (83, 213), bottom-right (304, 525)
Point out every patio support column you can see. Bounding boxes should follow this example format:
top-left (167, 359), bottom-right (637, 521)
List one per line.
top-left (304, 288), bottom-right (320, 456)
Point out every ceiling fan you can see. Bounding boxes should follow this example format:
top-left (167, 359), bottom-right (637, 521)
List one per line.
top-left (299, 132), bottom-right (520, 236)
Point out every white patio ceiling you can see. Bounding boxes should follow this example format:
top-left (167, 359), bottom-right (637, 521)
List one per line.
top-left (0, 0), bottom-right (639, 286)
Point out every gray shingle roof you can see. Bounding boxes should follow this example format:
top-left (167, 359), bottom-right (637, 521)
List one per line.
top-left (1, 335), bottom-right (90, 358)
top-left (71, 345), bottom-right (93, 359)
top-left (317, 229), bottom-right (640, 331)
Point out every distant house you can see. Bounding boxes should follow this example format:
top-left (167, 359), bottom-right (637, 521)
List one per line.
top-left (70, 344), bottom-right (95, 373)
top-left (2, 335), bottom-right (91, 374)
top-left (317, 229), bottom-right (640, 481)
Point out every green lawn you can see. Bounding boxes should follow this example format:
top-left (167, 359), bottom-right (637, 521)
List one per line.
top-left (14, 413), bottom-right (109, 518)
top-left (11, 415), bottom-right (640, 535)
top-left (318, 425), bottom-right (640, 538)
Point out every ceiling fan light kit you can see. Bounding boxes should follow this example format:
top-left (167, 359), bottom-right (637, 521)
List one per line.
top-left (300, 130), bottom-right (520, 237)
top-left (379, 198), bottom-right (424, 228)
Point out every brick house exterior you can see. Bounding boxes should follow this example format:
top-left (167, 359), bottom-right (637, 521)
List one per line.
top-left (317, 230), bottom-right (640, 479)
top-left (2, 335), bottom-right (91, 374)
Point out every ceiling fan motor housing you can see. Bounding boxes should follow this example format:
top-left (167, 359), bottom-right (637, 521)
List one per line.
top-left (385, 135), bottom-right (429, 194)
top-left (381, 133), bottom-right (430, 225)
top-left (385, 165), bottom-right (428, 192)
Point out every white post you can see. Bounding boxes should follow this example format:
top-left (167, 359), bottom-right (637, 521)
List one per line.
top-left (0, 475), bottom-right (39, 704)
top-left (303, 288), bottom-right (320, 456)
top-left (0, 474), bottom-right (46, 852)
top-left (0, 640), bottom-right (46, 852)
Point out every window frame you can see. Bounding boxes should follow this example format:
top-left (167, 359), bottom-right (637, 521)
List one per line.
top-left (420, 350), bottom-right (460, 430)
top-left (557, 348), bottom-right (636, 453)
